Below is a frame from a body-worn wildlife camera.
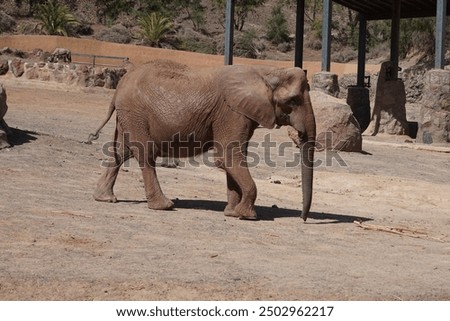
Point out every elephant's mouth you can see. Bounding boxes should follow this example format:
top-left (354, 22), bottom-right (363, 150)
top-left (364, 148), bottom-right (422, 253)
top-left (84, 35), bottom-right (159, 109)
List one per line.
top-left (275, 111), bottom-right (290, 126)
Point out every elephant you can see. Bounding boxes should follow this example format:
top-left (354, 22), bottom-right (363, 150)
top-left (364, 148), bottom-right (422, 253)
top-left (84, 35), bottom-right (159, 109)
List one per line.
top-left (88, 60), bottom-right (316, 221)
top-left (0, 84), bottom-right (11, 149)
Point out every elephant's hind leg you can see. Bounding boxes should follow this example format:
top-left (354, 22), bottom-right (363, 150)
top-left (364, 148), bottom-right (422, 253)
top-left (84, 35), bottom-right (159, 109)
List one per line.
top-left (94, 154), bottom-right (131, 203)
top-left (94, 125), bottom-right (131, 203)
top-left (224, 173), bottom-right (242, 217)
top-left (129, 136), bottom-right (173, 210)
top-left (141, 162), bottom-right (174, 210)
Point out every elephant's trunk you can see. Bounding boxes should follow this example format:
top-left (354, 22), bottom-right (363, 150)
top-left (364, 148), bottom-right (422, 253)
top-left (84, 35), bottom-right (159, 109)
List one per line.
top-left (298, 92), bottom-right (316, 222)
top-left (300, 134), bottom-right (314, 221)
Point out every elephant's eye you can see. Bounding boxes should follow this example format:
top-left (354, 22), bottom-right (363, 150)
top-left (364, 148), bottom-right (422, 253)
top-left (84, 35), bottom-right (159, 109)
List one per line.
top-left (286, 96), bottom-right (300, 107)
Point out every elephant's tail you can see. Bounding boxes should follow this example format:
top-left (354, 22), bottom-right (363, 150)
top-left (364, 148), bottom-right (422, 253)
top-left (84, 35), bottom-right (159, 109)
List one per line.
top-left (85, 99), bottom-right (116, 144)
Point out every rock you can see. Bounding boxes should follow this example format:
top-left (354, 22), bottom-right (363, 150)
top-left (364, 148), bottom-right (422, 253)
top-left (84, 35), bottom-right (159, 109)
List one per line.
top-left (312, 72), bottom-right (340, 98)
top-left (288, 90), bottom-right (362, 152)
top-left (417, 69), bottom-right (450, 144)
top-left (24, 64), bottom-right (40, 80)
top-left (10, 58), bottom-right (25, 77)
top-left (47, 48), bottom-right (72, 63)
top-left (365, 61), bottom-right (409, 136)
top-left (402, 63), bottom-right (428, 103)
top-left (0, 60), bottom-right (9, 75)
top-left (104, 68), bottom-right (127, 89)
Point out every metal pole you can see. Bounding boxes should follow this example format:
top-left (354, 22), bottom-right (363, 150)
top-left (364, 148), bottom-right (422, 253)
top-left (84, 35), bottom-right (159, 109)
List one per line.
top-left (390, 0), bottom-right (401, 79)
top-left (357, 14), bottom-right (367, 87)
top-left (435, 0), bottom-right (447, 69)
top-left (321, 0), bottom-right (332, 72)
top-left (294, 0), bottom-right (305, 68)
top-left (224, 0), bottom-right (235, 65)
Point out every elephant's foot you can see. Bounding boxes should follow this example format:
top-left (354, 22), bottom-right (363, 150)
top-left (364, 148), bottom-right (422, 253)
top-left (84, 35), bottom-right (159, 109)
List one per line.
top-left (93, 190), bottom-right (118, 203)
top-left (147, 197), bottom-right (174, 210)
top-left (225, 203), bottom-right (257, 220)
top-left (224, 204), bottom-right (238, 218)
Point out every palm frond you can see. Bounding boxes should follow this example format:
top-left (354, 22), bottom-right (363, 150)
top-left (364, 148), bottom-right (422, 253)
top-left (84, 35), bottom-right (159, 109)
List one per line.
top-left (138, 12), bottom-right (172, 47)
top-left (35, 0), bottom-right (78, 36)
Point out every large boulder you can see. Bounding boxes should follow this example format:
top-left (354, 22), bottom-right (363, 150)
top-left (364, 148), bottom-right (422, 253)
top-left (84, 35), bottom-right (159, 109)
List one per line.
top-left (417, 69), bottom-right (450, 144)
top-left (311, 71), bottom-right (340, 98)
top-left (288, 90), bottom-right (362, 152)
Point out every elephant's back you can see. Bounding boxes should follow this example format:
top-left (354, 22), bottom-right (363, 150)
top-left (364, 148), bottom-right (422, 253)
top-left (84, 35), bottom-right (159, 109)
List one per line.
top-left (114, 59), bottom-right (218, 134)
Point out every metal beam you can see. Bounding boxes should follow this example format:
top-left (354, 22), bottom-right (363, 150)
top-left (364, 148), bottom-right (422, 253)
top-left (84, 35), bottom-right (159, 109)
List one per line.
top-left (321, 0), bottom-right (332, 72)
top-left (390, 0), bottom-right (401, 79)
top-left (224, 0), bottom-right (235, 65)
top-left (357, 14), bottom-right (367, 87)
top-left (435, 0), bottom-right (447, 69)
top-left (294, 0), bottom-right (305, 68)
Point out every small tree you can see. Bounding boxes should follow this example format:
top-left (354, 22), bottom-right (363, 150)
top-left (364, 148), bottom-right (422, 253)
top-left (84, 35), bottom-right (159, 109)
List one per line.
top-left (174, 0), bottom-right (205, 31)
top-left (95, 0), bottom-right (136, 23)
top-left (266, 2), bottom-right (290, 44)
top-left (35, 0), bottom-right (78, 36)
top-left (214, 0), bottom-right (266, 31)
top-left (235, 29), bottom-right (259, 58)
top-left (14, 0), bottom-right (47, 16)
top-left (138, 12), bottom-right (172, 47)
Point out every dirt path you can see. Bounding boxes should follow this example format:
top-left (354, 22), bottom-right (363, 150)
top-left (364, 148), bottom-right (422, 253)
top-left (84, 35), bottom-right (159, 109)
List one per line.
top-left (1, 76), bottom-right (449, 300)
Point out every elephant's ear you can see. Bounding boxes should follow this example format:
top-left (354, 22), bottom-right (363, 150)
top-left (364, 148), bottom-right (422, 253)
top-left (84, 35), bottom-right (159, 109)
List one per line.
top-left (221, 67), bottom-right (277, 129)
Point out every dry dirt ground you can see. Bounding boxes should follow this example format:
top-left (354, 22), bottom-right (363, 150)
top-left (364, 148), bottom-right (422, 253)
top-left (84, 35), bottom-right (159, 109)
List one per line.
top-left (0, 75), bottom-right (449, 301)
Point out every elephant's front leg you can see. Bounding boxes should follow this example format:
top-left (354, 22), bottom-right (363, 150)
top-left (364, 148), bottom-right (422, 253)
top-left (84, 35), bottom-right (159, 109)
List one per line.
top-left (220, 149), bottom-right (257, 220)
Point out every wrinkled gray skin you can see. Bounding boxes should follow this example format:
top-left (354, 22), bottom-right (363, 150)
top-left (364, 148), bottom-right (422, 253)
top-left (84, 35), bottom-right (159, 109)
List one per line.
top-left (89, 60), bottom-right (316, 220)
top-left (0, 84), bottom-right (11, 149)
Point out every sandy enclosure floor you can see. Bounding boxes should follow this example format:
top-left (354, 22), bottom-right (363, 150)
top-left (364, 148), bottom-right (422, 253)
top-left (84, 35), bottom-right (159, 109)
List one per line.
top-left (0, 76), bottom-right (449, 300)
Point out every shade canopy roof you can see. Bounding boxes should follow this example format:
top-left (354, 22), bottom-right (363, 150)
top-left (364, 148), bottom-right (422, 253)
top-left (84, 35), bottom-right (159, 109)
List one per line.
top-left (332, 0), bottom-right (449, 20)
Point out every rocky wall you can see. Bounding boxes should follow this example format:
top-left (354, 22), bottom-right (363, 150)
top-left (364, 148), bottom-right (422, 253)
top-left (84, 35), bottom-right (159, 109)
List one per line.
top-left (0, 58), bottom-right (127, 89)
top-left (417, 69), bottom-right (450, 144)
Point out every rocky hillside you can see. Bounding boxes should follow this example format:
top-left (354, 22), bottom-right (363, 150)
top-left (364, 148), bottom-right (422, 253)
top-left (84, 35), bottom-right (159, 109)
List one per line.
top-left (2, 0), bottom-right (447, 64)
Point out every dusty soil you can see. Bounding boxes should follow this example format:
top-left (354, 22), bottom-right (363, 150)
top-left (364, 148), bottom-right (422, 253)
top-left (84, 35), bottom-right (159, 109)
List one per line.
top-left (1, 75), bottom-right (449, 301)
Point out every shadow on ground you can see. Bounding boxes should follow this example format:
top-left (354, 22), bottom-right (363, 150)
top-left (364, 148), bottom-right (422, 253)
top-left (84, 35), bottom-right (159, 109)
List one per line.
top-left (8, 128), bottom-right (38, 146)
top-left (172, 199), bottom-right (372, 224)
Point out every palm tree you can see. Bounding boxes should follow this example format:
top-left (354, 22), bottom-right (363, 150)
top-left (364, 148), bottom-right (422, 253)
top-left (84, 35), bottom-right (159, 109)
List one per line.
top-left (35, 0), bottom-right (78, 36)
top-left (138, 12), bottom-right (172, 47)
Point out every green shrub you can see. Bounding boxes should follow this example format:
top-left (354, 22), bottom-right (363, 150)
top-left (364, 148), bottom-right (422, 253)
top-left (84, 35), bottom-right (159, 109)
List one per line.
top-left (35, 0), bottom-right (78, 36)
top-left (236, 29), bottom-right (258, 58)
top-left (180, 37), bottom-right (217, 55)
top-left (138, 12), bottom-right (172, 47)
top-left (266, 2), bottom-right (290, 44)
